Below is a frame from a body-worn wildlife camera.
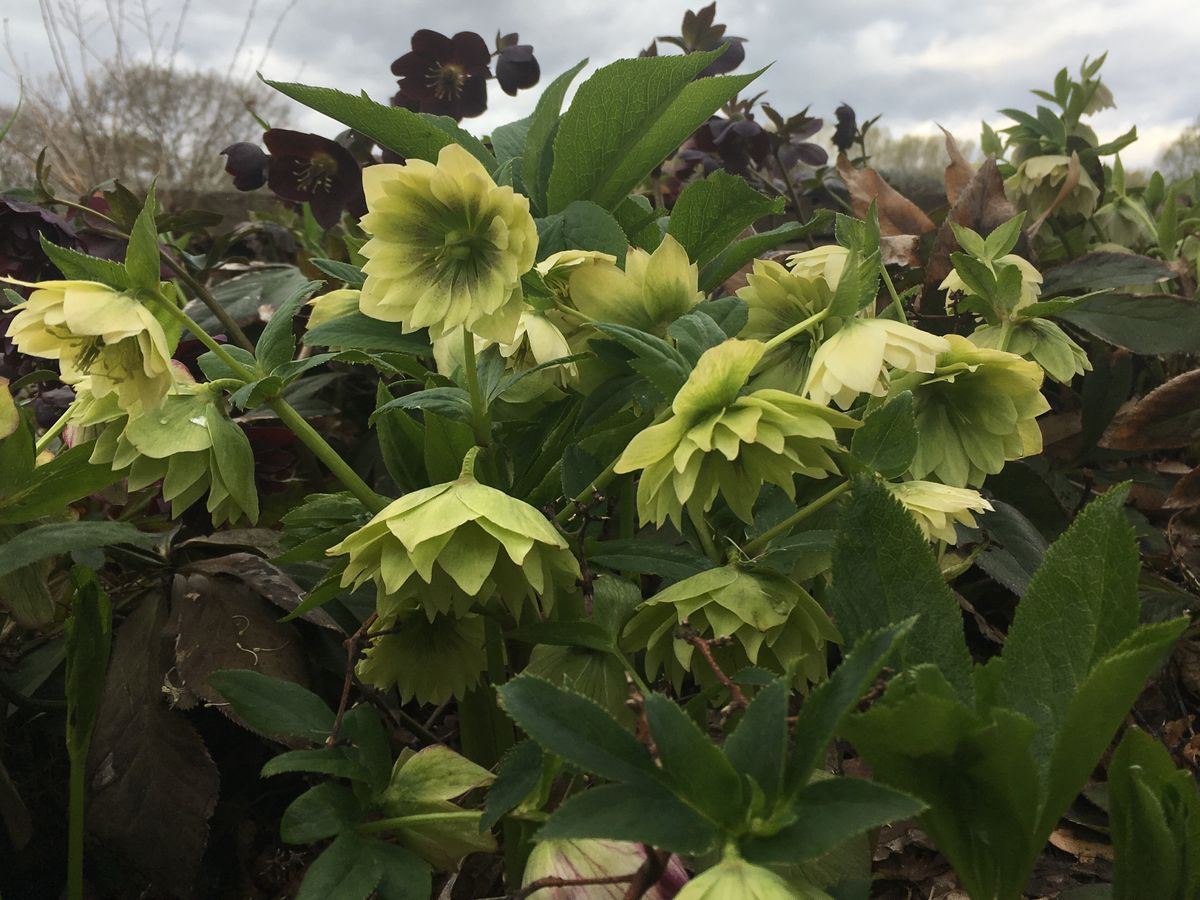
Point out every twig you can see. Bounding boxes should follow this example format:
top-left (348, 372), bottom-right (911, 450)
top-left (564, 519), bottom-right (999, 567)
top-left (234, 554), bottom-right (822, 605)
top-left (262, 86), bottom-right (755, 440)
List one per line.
top-left (623, 847), bottom-right (671, 900)
top-left (676, 623), bottom-right (749, 710)
top-left (326, 612), bottom-right (377, 747)
top-left (511, 872), bottom-right (637, 900)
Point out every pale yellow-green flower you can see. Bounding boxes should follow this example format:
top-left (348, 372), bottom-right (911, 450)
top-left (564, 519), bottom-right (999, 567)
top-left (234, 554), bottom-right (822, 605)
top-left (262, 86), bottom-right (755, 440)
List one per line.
top-left (305, 288), bottom-right (361, 329)
top-left (905, 335), bottom-right (1050, 487)
top-left (622, 565), bottom-right (839, 693)
top-left (6, 279), bottom-right (175, 413)
top-left (327, 462), bottom-right (580, 619)
top-left (786, 244), bottom-right (849, 288)
top-left (614, 340), bottom-right (857, 528)
top-left (357, 609), bottom-right (487, 704)
top-left (1005, 154), bottom-right (1100, 221)
top-left (522, 840), bottom-right (689, 899)
top-left (736, 258), bottom-right (833, 391)
top-left (969, 318), bottom-right (1090, 384)
top-left (535, 249), bottom-right (617, 298)
top-left (885, 480), bottom-right (993, 544)
top-left (358, 143), bottom-right (538, 343)
top-left (567, 234), bottom-right (702, 335)
top-left (77, 378), bottom-right (259, 525)
top-left (939, 253), bottom-right (1043, 311)
top-left (804, 318), bottom-right (950, 409)
top-left (677, 855), bottom-right (807, 900)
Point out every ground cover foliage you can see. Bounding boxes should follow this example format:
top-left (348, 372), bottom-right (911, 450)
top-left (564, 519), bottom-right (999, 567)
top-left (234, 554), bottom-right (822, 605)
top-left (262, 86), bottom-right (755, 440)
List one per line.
top-left (2, 6), bottom-right (1200, 898)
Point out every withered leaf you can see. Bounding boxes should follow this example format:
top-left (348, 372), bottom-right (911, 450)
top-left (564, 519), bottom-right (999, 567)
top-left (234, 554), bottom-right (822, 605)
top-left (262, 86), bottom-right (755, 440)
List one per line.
top-left (168, 570), bottom-right (310, 715)
top-left (923, 157), bottom-right (1018, 305)
top-left (1167, 467), bottom-right (1200, 509)
top-left (1100, 369), bottom-right (1200, 451)
top-left (86, 593), bottom-right (219, 895)
top-left (940, 127), bottom-right (973, 207)
top-left (836, 152), bottom-right (935, 237)
top-left (181, 552), bottom-right (340, 631)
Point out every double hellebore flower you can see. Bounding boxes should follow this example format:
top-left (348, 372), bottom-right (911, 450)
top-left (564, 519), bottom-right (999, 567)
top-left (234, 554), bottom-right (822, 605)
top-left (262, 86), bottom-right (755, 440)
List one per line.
top-left (736, 258), bottom-right (835, 391)
top-left (804, 318), bottom-right (950, 409)
top-left (622, 565), bottom-right (839, 693)
top-left (905, 334), bottom-right (1050, 487)
top-left (523, 839), bottom-right (689, 899)
top-left (567, 235), bottom-right (702, 336)
top-left (75, 379), bottom-right (259, 526)
top-left (786, 244), bottom-right (849, 287)
top-left (391, 30), bottom-right (492, 120)
top-left (6, 279), bottom-right (176, 414)
top-left (969, 317), bottom-right (1091, 384)
top-left (1005, 154), bottom-right (1100, 221)
top-left (885, 480), bottom-right (993, 544)
top-left (357, 610), bottom-right (488, 705)
top-left (614, 340), bottom-right (857, 529)
top-left (358, 143), bottom-right (538, 343)
top-left (327, 450), bottom-right (579, 620)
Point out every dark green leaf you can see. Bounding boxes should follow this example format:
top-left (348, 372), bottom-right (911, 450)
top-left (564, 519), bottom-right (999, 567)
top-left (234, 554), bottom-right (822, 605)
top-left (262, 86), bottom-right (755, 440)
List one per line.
top-left (124, 184), bottom-right (161, 293)
top-left (281, 782), bottom-right (364, 843)
top-left (724, 678), bottom-right (788, 806)
top-left (373, 387), bottom-right (473, 426)
top-left (538, 782), bottom-right (721, 854)
top-left (588, 539), bottom-right (716, 580)
top-left (591, 323), bottom-right (692, 401)
top-left (207, 669), bottom-right (334, 742)
top-left (668, 309), bottom-right (728, 365)
top-left (255, 279), bottom-right (322, 371)
top-left (295, 833), bottom-right (382, 900)
top-left (506, 621), bottom-right (615, 655)
top-left (644, 693), bottom-right (743, 827)
top-left (306, 258), bottom-right (365, 287)
top-left (497, 675), bottom-right (660, 785)
top-left (1058, 294), bottom-right (1200, 355)
top-left (481, 741), bottom-right (543, 832)
top-left (0, 443), bottom-right (124, 524)
top-left (261, 747), bottom-right (365, 780)
top-left (523, 59), bottom-right (588, 214)
top-left (305, 312), bottom-right (432, 355)
top-left (64, 569), bottom-right (112, 758)
top-left (667, 170), bottom-right (784, 267)
top-left (536, 200), bottom-right (628, 265)
top-left (850, 393), bottom-right (917, 479)
top-left (0, 522), bottom-right (158, 578)
top-left (38, 236), bottom-right (129, 290)
top-left (700, 212), bottom-right (835, 293)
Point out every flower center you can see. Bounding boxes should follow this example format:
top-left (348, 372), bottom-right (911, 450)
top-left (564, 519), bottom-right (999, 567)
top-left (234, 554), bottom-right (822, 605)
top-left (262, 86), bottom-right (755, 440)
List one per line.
top-left (295, 152), bottom-right (339, 194)
top-left (438, 228), bottom-right (485, 264)
top-left (428, 63), bottom-right (467, 100)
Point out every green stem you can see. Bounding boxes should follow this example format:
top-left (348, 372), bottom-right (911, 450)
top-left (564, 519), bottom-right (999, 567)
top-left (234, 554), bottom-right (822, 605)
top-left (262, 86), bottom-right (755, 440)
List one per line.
top-left (146, 289), bottom-right (386, 513)
top-left (158, 253), bottom-right (256, 352)
top-left (687, 502), bottom-right (721, 565)
top-left (462, 329), bottom-right (492, 447)
top-left (743, 480), bottom-right (851, 556)
top-left (67, 751), bottom-right (85, 900)
top-left (358, 810), bottom-right (481, 835)
top-left (268, 397), bottom-right (387, 514)
top-left (763, 307), bottom-right (831, 352)
top-left (996, 318), bottom-right (1016, 353)
top-left (34, 405), bottom-right (74, 454)
top-left (879, 261), bottom-right (908, 321)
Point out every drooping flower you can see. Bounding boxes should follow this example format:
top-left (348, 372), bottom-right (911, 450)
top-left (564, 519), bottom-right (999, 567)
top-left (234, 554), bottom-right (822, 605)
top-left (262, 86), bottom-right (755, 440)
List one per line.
top-left (358, 143), bottom-right (538, 343)
top-left (536, 249), bottom-right (617, 300)
top-left (326, 452), bottom-right (579, 619)
top-left (5, 279), bottom-right (176, 413)
top-left (832, 104), bottom-right (858, 153)
top-left (736, 258), bottom-right (833, 391)
top-left (76, 379), bottom-right (259, 525)
top-left (622, 565), bottom-right (839, 693)
top-left (677, 855), bottom-right (802, 900)
top-left (939, 253), bottom-right (1043, 311)
top-left (262, 129), bottom-right (366, 230)
top-left (786, 245), bottom-right (849, 288)
top-left (522, 840), bottom-right (689, 900)
top-left (220, 142), bottom-right (270, 191)
top-left (495, 37), bottom-right (541, 96)
top-left (614, 340), bottom-right (857, 529)
top-left (567, 235), bottom-right (702, 336)
top-left (969, 318), bottom-right (1090, 384)
top-left (391, 30), bottom-right (492, 120)
top-left (357, 610), bottom-right (487, 704)
top-left (885, 480), bottom-right (993, 544)
top-left (1005, 155), bottom-right (1100, 221)
top-left (905, 335), bottom-right (1050, 487)
top-left (804, 318), bottom-right (950, 409)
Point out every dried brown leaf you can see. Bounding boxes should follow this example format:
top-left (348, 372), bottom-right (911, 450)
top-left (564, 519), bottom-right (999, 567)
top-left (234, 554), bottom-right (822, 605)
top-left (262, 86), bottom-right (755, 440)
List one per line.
top-left (1167, 468), bottom-right (1200, 509)
top-left (940, 126), bottom-right (973, 207)
top-left (1100, 369), bottom-right (1200, 451)
top-left (181, 552), bottom-right (340, 631)
top-left (880, 234), bottom-right (922, 267)
top-left (86, 593), bottom-right (219, 895)
top-left (836, 152), bottom-right (935, 237)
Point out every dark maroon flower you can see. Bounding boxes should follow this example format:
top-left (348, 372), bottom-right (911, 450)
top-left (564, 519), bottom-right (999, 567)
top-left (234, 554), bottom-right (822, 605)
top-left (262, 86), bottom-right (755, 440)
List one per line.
top-left (766, 109), bottom-right (828, 170)
top-left (0, 198), bottom-right (80, 282)
top-left (262, 129), bottom-right (365, 230)
top-left (496, 44), bottom-right (540, 96)
top-left (658, 3), bottom-right (746, 76)
top-left (221, 143), bottom-right (270, 191)
top-left (833, 104), bottom-right (858, 153)
top-left (391, 30), bottom-right (492, 120)
top-left (685, 116), bottom-right (770, 176)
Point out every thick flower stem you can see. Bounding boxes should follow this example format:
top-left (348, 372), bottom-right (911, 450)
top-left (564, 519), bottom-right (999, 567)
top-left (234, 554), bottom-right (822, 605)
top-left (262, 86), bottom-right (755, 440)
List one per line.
top-left (34, 405), bottom-right (74, 454)
top-left (997, 318), bottom-right (1016, 353)
top-left (687, 502), bottom-right (722, 565)
top-left (66, 751), bottom-right (85, 900)
top-left (742, 480), bottom-right (851, 556)
top-left (461, 329), bottom-right (492, 447)
top-left (763, 307), bottom-right (831, 352)
top-left (146, 291), bottom-right (386, 513)
top-left (880, 260), bottom-right (908, 321)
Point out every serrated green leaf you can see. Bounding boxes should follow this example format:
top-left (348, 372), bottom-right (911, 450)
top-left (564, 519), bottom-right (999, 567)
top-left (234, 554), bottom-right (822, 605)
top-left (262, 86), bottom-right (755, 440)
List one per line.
top-left (591, 322), bottom-right (692, 401)
top-left (523, 59), bottom-right (588, 214)
top-left (281, 782), bottom-right (363, 843)
top-left (255, 279), bottom-right (322, 371)
top-left (480, 741), bottom-right (543, 832)
top-left (0, 442), bottom-right (123, 524)
top-left (373, 387), bottom-right (473, 426)
top-left (308, 258), bottom-right (365, 286)
top-left (304, 312), bottom-right (432, 355)
top-left (38, 237), bottom-right (129, 290)
top-left (547, 52), bottom-right (760, 212)
top-left (1058, 294), bottom-right (1200, 355)
top-left (124, 183), bottom-right (161, 293)
top-left (0, 521), bottom-right (158, 578)
top-left (587, 538), bottom-right (716, 580)
top-left (535, 200), bottom-right (628, 265)
top-left (294, 833), bottom-right (382, 900)
top-left (850, 392), bottom-right (917, 479)
top-left (724, 678), bottom-right (788, 808)
top-left (645, 693), bottom-right (743, 827)
top-left (699, 212), bottom-right (834, 293)
top-left (207, 669), bottom-right (334, 742)
top-left (667, 170), bottom-right (784, 267)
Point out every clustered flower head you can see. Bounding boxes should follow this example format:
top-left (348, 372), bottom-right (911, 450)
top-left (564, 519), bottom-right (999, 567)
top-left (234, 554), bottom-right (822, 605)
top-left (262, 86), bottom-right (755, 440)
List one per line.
top-left (73, 378), bottom-right (259, 526)
top-left (615, 340), bottom-right (857, 529)
top-left (6, 278), bottom-right (176, 414)
top-left (622, 565), bottom-right (839, 693)
top-left (804, 317), bottom-right (950, 409)
top-left (886, 480), bottom-right (993, 544)
top-left (358, 143), bottom-right (538, 343)
top-left (906, 335), bottom-right (1050, 487)
top-left (327, 450), bottom-right (579, 620)
top-left (566, 235), bottom-right (702, 336)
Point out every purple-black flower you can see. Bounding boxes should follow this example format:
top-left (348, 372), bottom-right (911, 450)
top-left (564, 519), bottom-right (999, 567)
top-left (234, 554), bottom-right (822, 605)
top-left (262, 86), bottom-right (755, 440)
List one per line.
top-left (220, 143), bottom-right (270, 191)
top-left (833, 103), bottom-right (858, 153)
top-left (391, 30), bottom-right (492, 120)
top-left (261, 129), bottom-right (365, 230)
top-left (495, 43), bottom-right (540, 96)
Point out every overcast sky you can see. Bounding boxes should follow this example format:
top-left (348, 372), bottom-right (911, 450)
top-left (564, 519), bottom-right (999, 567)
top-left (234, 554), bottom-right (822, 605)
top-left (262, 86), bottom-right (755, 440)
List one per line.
top-left (2, 0), bottom-right (1198, 168)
